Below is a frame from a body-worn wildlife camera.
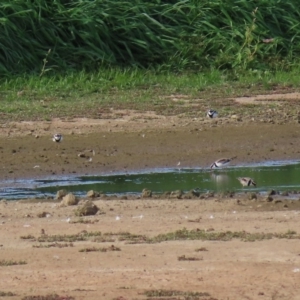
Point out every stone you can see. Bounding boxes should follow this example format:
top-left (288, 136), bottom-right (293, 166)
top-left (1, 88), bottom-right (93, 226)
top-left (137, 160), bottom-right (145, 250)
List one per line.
top-left (265, 196), bottom-right (273, 202)
top-left (141, 188), bottom-right (152, 198)
top-left (170, 190), bottom-right (183, 199)
top-left (75, 200), bottom-right (99, 216)
top-left (55, 189), bottom-right (68, 200)
top-left (248, 192), bottom-right (257, 200)
top-left (268, 190), bottom-right (276, 196)
top-left (61, 193), bottom-right (78, 206)
top-left (86, 190), bottom-right (99, 198)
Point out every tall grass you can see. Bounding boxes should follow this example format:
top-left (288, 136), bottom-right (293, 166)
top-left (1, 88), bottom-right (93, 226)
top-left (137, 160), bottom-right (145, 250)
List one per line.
top-left (0, 0), bottom-right (300, 75)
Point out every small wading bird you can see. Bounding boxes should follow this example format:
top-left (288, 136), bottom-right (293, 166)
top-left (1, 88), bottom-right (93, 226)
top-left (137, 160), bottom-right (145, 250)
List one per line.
top-left (237, 177), bottom-right (256, 187)
top-left (210, 156), bottom-right (237, 169)
top-left (52, 133), bottom-right (63, 143)
top-left (206, 109), bottom-right (218, 118)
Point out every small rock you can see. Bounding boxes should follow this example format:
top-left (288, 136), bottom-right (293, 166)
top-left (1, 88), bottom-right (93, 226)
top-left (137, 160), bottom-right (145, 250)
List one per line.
top-left (170, 190), bottom-right (183, 199)
top-left (37, 212), bottom-right (49, 218)
top-left (75, 200), bottom-right (99, 216)
top-left (231, 115), bottom-right (242, 121)
top-left (268, 190), bottom-right (276, 196)
top-left (248, 192), bottom-right (257, 200)
top-left (86, 190), bottom-right (99, 198)
top-left (281, 191), bottom-right (289, 196)
top-left (141, 188), bottom-right (152, 198)
top-left (55, 189), bottom-right (68, 200)
top-left (265, 196), bottom-right (273, 202)
top-left (61, 193), bottom-right (78, 206)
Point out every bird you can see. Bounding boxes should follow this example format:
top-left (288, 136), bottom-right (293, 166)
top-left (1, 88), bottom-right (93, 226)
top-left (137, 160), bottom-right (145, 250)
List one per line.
top-left (210, 156), bottom-right (236, 169)
top-left (237, 177), bottom-right (256, 187)
top-left (206, 109), bottom-right (218, 118)
top-left (52, 133), bottom-right (63, 143)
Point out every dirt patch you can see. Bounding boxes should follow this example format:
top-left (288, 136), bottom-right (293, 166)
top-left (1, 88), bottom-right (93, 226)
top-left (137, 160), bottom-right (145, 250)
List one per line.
top-left (0, 113), bottom-right (300, 181)
top-left (0, 198), bottom-right (300, 299)
top-left (235, 92), bottom-right (300, 104)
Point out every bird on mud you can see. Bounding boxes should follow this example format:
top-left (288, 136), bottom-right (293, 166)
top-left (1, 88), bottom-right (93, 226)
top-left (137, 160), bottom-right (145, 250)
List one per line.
top-left (206, 109), bottom-right (218, 118)
top-left (52, 133), bottom-right (63, 143)
top-left (210, 156), bottom-right (237, 170)
top-left (237, 177), bottom-right (256, 187)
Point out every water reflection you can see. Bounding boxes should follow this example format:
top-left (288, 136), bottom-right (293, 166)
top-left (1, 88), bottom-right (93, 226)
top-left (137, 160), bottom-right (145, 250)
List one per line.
top-left (210, 173), bottom-right (229, 186)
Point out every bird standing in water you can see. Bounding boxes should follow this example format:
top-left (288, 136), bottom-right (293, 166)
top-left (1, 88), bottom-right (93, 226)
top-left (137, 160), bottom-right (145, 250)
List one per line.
top-left (210, 156), bottom-right (236, 169)
top-left (237, 177), bottom-right (256, 187)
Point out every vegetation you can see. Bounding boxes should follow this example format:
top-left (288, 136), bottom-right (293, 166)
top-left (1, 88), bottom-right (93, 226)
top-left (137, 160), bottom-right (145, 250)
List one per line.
top-left (143, 289), bottom-right (211, 299)
top-left (1, 67), bottom-right (300, 122)
top-left (0, 291), bottom-right (15, 297)
top-left (0, 259), bottom-right (27, 266)
top-left (78, 245), bottom-right (121, 252)
top-left (1, 0), bottom-right (300, 76)
top-left (22, 294), bottom-right (74, 300)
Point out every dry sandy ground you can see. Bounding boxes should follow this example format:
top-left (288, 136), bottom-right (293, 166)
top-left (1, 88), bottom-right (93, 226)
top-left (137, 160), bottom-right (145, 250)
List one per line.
top-left (1, 198), bottom-right (300, 300)
top-left (0, 103), bottom-right (300, 300)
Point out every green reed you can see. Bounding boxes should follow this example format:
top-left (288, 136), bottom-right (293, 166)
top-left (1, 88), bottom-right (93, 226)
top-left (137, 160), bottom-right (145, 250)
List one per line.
top-left (0, 0), bottom-right (300, 76)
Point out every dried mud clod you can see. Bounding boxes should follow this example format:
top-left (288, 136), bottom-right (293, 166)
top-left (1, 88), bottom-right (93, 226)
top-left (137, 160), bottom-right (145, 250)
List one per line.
top-left (86, 190), bottom-right (100, 198)
top-left (74, 200), bottom-right (99, 216)
top-left (55, 189), bottom-right (68, 200)
top-left (170, 190), bottom-right (183, 199)
top-left (142, 188), bottom-right (152, 198)
top-left (61, 193), bottom-right (78, 206)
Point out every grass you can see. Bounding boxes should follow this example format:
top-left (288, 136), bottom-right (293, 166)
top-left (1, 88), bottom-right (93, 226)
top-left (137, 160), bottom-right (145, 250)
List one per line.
top-left (178, 255), bottom-right (202, 261)
top-left (1, 67), bottom-right (300, 122)
top-left (19, 228), bottom-right (300, 245)
top-left (22, 295), bottom-right (74, 300)
top-left (1, 0), bottom-right (300, 75)
top-left (70, 218), bottom-right (99, 224)
top-left (79, 245), bottom-right (121, 252)
top-left (143, 289), bottom-right (211, 299)
top-left (0, 291), bottom-right (15, 297)
top-left (0, 259), bottom-right (27, 266)
top-left (33, 243), bottom-right (74, 249)
top-left (150, 228), bottom-right (300, 243)
top-left (37, 231), bottom-right (102, 243)
top-left (20, 234), bottom-right (36, 240)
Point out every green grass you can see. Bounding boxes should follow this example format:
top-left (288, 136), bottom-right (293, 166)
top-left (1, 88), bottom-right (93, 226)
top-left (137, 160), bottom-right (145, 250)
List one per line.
top-left (33, 243), bottom-right (74, 249)
top-left (37, 231), bottom-right (102, 243)
top-left (1, 0), bottom-right (300, 75)
top-left (1, 67), bottom-right (300, 122)
top-left (19, 228), bottom-right (300, 245)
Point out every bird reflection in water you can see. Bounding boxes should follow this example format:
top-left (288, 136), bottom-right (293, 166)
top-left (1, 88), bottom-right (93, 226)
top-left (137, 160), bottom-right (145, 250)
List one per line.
top-left (210, 173), bottom-right (229, 186)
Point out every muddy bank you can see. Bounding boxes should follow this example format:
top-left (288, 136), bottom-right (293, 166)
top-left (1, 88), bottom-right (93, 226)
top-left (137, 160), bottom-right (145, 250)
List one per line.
top-left (0, 118), bottom-right (299, 181)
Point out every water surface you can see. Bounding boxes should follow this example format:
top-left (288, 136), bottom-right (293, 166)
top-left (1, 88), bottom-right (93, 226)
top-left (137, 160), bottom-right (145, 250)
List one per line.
top-left (2, 160), bottom-right (300, 200)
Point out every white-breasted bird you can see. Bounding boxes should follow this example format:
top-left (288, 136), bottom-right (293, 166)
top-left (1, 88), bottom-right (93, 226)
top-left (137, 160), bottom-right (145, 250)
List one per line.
top-left (210, 156), bottom-right (236, 169)
top-left (237, 177), bottom-right (256, 187)
top-left (206, 109), bottom-right (218, 118)
top-left (52, 133), bottom-right (63, 143)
